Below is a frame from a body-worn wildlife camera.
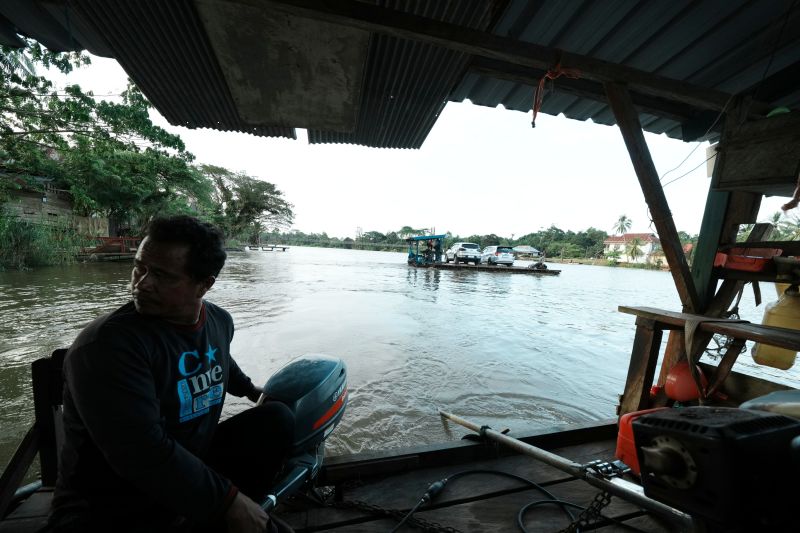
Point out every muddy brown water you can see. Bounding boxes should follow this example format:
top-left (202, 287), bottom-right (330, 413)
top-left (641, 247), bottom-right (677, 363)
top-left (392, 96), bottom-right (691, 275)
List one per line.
top-left (1, 247), bottom-right (796, 478)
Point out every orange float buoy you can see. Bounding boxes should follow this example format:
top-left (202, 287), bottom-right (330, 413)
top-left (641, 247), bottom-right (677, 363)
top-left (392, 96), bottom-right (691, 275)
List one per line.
top-left (664, 361), bottom-right (707, 402)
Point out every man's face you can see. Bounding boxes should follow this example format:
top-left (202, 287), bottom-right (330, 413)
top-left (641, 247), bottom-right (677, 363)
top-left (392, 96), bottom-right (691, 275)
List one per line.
top-left (130, 236), bottom-right (214, 324)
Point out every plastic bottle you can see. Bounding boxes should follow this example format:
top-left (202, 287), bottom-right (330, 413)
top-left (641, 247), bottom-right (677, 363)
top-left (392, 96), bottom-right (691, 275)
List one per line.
top-left (752, 284), bottom-right (800, 370)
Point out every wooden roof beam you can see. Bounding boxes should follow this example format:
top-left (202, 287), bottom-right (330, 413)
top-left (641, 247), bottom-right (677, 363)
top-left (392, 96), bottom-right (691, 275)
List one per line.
top-left (468, 57), bottom-right (698, 125)
top-left (605, 82), bottom-right (701, 313)
top-left (256, 0), bottom-right (771, 117)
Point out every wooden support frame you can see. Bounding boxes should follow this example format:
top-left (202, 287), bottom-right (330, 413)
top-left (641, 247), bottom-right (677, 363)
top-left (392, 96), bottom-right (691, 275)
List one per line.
top-left (692, 98), bottom-right (763, 311)
top-left (618, 318), bottom-right (663, 416)
top-left (617, 306), bottom-right (800, 416)
top-left (604, 82), bottom-right (700, 313)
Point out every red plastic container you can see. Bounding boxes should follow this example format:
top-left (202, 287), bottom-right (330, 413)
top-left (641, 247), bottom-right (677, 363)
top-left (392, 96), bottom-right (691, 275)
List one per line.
top-left (713, 247), bottom-right (781, 272)
top-left (615, 407), bottom-right (669, 475)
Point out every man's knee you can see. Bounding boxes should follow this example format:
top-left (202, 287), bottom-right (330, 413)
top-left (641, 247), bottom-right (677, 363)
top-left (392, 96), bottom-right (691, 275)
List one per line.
top-left (253, 401), bottom-right (295, 448)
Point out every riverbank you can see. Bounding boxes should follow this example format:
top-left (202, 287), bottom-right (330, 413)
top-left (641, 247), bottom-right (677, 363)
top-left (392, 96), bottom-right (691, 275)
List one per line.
top-left (0, 213), bottom-right (88, 271)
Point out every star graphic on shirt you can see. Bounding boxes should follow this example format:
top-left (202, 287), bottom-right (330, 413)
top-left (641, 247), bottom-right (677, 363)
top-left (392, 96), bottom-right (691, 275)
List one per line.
top-left (205, 344), bottom-right (218, 364)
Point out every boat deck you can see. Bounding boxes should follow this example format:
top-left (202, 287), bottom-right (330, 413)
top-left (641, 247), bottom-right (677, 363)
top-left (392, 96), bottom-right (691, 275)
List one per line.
top-left (279, 420), bottom-right (669, 532)
top-left (0, 421), bottom-right (670, 532)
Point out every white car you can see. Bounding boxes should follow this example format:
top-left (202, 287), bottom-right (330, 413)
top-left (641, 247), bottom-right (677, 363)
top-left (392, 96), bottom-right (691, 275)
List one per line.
top-left (481, 245), bottom-right (515, 266)
top-left (445, 242), bottom-right (481, 264)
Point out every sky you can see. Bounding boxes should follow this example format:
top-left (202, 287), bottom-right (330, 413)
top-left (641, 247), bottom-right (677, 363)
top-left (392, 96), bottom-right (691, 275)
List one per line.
top-left (52, 55), bottom-right (789, 240)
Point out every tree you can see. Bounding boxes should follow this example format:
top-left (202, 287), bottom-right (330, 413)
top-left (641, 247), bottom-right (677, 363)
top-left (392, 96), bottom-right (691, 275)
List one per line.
top-left (202, 165), bottom-right (293, 241)
top-left (363, 231), bottom-right (386, 243)
top-left (626, 237), bottom-right (644, 263)
top-left (613, 215), bottom-right (632, 235)
top-left (778, 213), bottom-right (800, 240)
top-left (606, 248), bottom-right (622, 265)
top-left (737, 223), bottom-right (754, 241)
top-left (1, 41), bottom-right (209, 231)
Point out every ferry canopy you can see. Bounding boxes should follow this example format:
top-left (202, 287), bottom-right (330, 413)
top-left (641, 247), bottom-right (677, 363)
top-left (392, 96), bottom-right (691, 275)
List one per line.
top-left (406, 235), bottom-right (447, 243)
top-left (2, 1), bottom-right (797, 148)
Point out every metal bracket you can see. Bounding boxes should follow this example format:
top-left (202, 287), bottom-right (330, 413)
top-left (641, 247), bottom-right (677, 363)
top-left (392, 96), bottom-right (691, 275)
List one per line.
top-left (582, 459), bottom-right (631, 479)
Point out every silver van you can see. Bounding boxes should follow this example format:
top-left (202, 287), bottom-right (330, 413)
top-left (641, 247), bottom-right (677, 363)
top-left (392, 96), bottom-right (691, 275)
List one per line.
top-left (481, 246), bottom-right (515, 266)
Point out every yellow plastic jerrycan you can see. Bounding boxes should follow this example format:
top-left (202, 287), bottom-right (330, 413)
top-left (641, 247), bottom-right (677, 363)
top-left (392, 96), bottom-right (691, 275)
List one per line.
top-left (752, 284), bottom-right (800, 370)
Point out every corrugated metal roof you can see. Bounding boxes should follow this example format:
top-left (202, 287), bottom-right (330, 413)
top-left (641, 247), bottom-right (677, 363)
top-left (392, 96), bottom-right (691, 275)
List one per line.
top-left (2, 0), bottom-right (798, 146)
top-left (307, 0), bottom-right (498, 149)
top-left (1, 0), bottom-right (295, 139)
top-left (452, 0), bottom-right (800, 141)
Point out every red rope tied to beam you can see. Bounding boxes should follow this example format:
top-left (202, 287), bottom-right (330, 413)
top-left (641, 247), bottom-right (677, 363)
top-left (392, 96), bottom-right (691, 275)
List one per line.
top-left (531, 52), bottom-right (581, 128)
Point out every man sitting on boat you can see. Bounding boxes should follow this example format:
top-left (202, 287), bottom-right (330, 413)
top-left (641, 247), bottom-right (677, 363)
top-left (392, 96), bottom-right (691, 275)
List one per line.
top-left (48, 216), bottom-right (294, 533)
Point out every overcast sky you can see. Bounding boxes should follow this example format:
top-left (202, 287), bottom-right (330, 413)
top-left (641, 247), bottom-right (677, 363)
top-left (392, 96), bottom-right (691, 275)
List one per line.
top-left (54, 55), bottom-right (788, 240)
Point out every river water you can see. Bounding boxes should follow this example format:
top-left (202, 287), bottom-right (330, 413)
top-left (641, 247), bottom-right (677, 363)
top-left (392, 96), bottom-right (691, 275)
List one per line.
top-left (1, 247), bottom-right (798, 474)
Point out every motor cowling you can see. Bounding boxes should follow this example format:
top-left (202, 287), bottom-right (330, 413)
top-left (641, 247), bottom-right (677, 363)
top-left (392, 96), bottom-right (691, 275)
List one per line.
top-left (263, 354), bottom-right (348, 454)
top-left (259, 354), bottom-right (348, 510)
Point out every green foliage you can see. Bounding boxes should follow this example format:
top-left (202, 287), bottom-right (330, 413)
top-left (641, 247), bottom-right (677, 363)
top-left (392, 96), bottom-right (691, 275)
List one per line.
top-left (0, 208), bottom-right (88, 269)
top-left (613, 215), bottom-right (632, 235)
top-left (773, 211), bottom-right (800, 241)
top-left (625, 237), bottom-right (644, 262)
top-left (1, 41), bottom-right (206, 230)
top-left (201, 165), bottom-right (293, 242)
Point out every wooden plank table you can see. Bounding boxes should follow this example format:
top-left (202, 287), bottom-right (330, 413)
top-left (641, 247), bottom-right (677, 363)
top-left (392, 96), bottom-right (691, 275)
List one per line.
top-left (617, 306), bottom-right (800, 416)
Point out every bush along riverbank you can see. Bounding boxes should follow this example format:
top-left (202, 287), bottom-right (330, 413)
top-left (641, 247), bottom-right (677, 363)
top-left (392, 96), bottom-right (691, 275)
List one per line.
top-left (0, 211), bottom-right (89, 270)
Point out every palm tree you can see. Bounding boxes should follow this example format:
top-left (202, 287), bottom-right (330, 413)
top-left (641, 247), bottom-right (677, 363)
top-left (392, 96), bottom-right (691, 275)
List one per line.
top-left (0, 48), bottom-right (36, 77)
top-left (769, 211), bottom-right (785, 240)
top-left (626, 237), bottom-right (644, 263)
top-left (613, 215), bottom-right (632, 236)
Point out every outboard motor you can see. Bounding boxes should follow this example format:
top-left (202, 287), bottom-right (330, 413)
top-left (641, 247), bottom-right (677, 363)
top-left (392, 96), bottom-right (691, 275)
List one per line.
top-left (258, 354), bottom-right (348, 512)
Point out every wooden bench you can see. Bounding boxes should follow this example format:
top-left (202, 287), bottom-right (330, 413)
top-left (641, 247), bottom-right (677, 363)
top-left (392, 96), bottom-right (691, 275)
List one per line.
top-left (617, 306), bottom-right (797, 416)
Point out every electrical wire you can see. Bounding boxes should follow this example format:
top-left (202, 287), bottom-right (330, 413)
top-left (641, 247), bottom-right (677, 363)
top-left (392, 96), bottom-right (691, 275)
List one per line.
top-left (661, 153), bottom-right (717, 188)
top-left (387, 468), bottom-right (649, 533)
top-left (657, 1), bottom-right (797, 191)
top-left (658, 94), bottom-right (731, 184)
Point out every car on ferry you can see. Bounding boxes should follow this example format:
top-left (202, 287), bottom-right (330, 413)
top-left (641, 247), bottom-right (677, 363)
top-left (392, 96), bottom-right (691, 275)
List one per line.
top-left (481, 245), bottom-right (515, 266)
top-left (445, 242), bottom-right (481, 264)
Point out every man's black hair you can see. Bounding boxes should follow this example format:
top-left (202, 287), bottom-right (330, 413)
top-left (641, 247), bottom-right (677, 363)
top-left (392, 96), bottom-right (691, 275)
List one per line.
top-left (145, 216), bottom-right (227, 280)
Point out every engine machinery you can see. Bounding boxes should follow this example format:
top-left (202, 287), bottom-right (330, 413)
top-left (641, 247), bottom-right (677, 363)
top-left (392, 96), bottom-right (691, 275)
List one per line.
top-left (632, 406), bottom-right (800, 531)
top-left (257, 354), bottom-right (348, 511)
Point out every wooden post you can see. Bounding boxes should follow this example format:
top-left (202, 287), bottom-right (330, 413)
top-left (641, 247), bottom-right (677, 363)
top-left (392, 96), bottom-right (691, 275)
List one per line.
top-left (604, 82), bottom-right (700, 313)
top-left (618, 317), bottom-right (663, 416)
top-left (692, 98), bottom-right (763, 312)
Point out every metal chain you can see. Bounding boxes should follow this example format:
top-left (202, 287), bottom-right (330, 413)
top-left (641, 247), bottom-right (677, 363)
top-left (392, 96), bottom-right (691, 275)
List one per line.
top-left (330, 499), bottom-right (463, 533)
top-left (559, 491), bottom-right (612, 533)
top-left (705, 286), bottom-right (747, 359)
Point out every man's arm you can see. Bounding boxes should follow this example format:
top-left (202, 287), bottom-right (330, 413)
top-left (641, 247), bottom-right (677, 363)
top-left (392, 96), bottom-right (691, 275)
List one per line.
top-left (228, 356), bottom-right (262, 402)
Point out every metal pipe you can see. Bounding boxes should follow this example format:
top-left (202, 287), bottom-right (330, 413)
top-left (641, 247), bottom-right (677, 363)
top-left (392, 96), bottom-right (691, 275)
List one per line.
top-left (438, 409), bottom-right (583, 476)
top-left (438, 409), bottom-right (699, 532)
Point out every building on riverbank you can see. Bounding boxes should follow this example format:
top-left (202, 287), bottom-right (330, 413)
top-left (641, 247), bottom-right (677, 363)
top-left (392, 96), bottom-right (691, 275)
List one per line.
top-left (2, 175), bottom-right (109, 237)
top-left (603, 233), bottom-right (662, 265)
